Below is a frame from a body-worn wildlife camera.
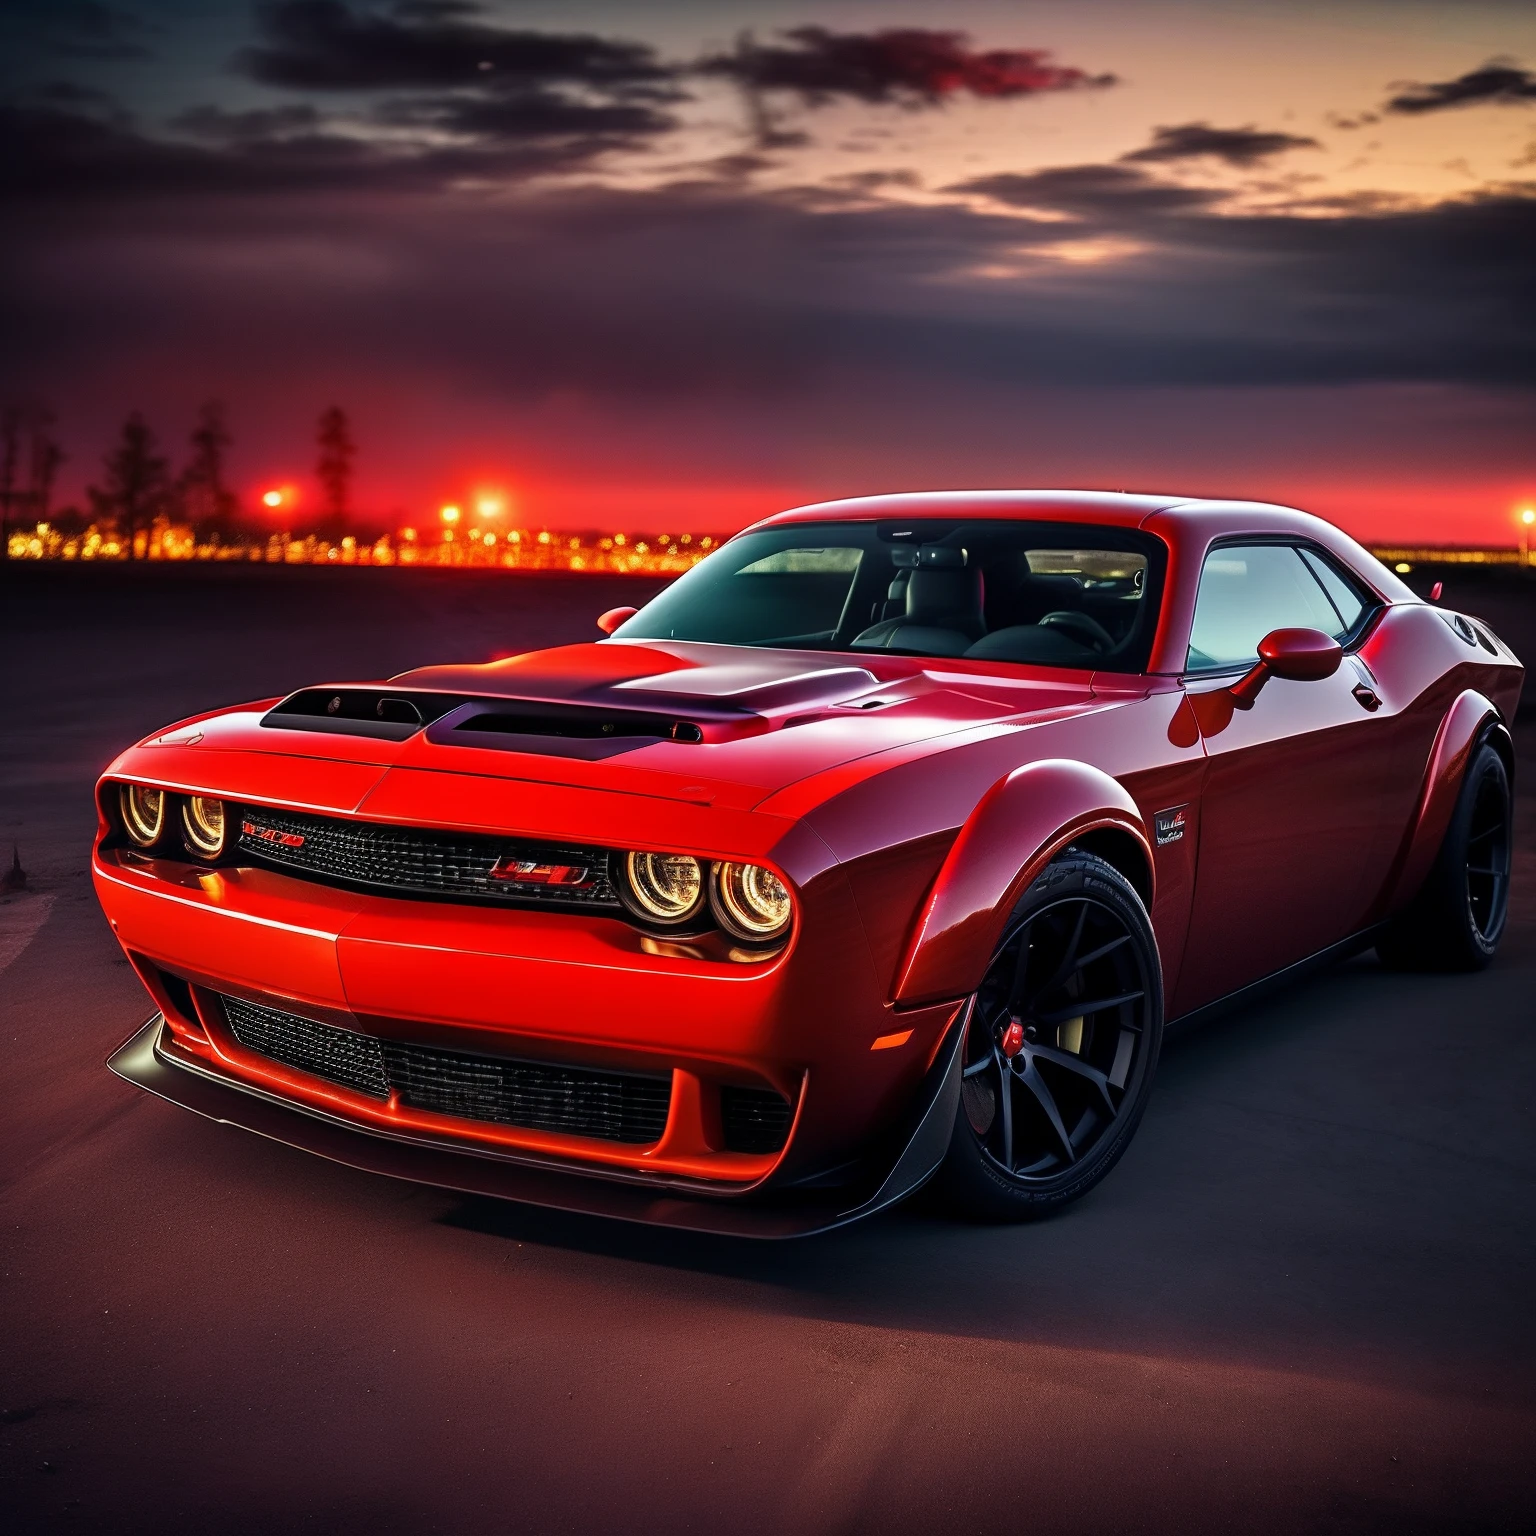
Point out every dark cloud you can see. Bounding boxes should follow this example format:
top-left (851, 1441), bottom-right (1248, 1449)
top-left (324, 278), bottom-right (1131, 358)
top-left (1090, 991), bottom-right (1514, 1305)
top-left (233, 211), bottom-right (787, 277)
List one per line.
top-left (237, 1), bottom-right (673, 92)
top-left (699, 27), bottom-right (1114, 107)
top-left (953, 164), bottom-right (1224, 218)
top-left (1122, 121), bottom-right (1320, 167)
top-left (0, 102), bottom-right (632, 201)
top-left (375, 86), bottom-right (676, 143)
top-left (171, 103), bottom-right (324, 142)
top-left (1386, 62), bottom-right (1536, 114)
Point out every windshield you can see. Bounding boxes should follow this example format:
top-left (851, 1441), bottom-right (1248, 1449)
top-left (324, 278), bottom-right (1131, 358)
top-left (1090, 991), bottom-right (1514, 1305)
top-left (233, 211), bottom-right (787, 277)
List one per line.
top-left (613, 519), bottom-right (1167, 672)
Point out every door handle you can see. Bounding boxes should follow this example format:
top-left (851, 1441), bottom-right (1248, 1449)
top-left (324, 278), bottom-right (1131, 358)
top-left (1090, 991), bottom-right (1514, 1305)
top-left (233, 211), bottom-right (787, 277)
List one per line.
top-left (1352, 683), bottom-right (1382, 712)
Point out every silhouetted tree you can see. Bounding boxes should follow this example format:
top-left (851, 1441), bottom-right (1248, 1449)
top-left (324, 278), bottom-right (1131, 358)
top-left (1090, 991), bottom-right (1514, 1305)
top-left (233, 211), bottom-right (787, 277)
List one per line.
top-left (27, 407), bottom-right (63, 524)
top-left (315, 406), bottom-right (354, 540)
top-left (180, 400), bottom-right (237, 540)
top-left (90, 412), bottom-right (171, 558)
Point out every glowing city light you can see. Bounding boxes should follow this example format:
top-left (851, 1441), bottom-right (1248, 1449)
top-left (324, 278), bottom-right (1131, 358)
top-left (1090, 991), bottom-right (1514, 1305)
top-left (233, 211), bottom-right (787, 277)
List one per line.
top-left (1522, 510), bottom-right (1535, 526)
top-left (440, 504), bottom-right (460, 524)
top-left (476, 496), bottom-right (503, 518)
top-left (262, 489), bottom-right (284, 508)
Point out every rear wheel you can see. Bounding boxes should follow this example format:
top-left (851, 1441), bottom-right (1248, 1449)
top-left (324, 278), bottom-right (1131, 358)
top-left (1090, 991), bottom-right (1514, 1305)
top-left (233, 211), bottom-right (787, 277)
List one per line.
top-left (1377, 739), bottom-right (1512, 972)
top-left (935, 850), bottom-right (1163, 1221)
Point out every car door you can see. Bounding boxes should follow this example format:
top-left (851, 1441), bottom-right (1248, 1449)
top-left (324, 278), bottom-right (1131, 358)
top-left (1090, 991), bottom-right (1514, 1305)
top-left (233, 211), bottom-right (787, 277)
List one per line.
top-left (1172, 541), bottom-right (1395, 1015)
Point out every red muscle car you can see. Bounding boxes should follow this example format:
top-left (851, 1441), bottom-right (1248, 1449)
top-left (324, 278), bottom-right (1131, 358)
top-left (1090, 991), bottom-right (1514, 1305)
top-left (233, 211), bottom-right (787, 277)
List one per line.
top-left (96, 492), bottom-right (1521, 1234)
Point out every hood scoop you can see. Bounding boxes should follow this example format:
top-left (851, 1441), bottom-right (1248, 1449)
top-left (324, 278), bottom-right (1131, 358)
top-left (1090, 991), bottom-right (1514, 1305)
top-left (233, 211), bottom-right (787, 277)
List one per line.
top-left (262, 687), bottom-right (479, 741)
top-left (433, 700), bottom-right (713, 761)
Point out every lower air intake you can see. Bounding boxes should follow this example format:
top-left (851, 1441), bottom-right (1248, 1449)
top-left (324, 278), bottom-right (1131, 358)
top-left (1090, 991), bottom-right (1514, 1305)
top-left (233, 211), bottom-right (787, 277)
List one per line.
top-left (218, 994), bottom-right (671, 1145)
top-left (720, 1084), bottom-right (793, 1154)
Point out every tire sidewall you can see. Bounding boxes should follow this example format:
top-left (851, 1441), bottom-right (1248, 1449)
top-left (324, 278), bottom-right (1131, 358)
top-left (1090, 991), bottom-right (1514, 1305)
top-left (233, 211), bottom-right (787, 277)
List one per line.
top-left (939, 850), bottom-right (1164, 1220)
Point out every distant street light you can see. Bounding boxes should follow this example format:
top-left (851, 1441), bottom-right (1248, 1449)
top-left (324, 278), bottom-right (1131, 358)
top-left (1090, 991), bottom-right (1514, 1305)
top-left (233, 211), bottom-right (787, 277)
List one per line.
top-left (1521, 508), bottom-right (1535, 566)
top-left (262, 489), bottom-right (284, 508)
top-left (476, 496), bottom-right (503, 518)
top-left (440, 504), bottom-right (460, 524)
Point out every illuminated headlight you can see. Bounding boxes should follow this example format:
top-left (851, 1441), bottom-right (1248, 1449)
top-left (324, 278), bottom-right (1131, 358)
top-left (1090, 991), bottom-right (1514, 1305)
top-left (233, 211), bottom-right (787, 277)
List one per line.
top-left (620, 851), bottom-right (705, 924)
top-left (119, 783), bottom-right (166, 847)
top-left (710, 861), bottom-right (793, 944)
top-left (180, 795), bottom-right (227, 859)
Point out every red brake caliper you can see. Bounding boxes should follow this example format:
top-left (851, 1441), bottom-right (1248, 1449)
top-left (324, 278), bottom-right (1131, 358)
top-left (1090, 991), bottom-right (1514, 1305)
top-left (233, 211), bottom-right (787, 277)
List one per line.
top-left (1000, 1018), bottom-right (1025, 1059)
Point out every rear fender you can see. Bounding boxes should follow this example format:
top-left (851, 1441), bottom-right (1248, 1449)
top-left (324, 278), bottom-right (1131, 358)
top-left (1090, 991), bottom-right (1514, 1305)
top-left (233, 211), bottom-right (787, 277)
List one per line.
top-left (1377, 689), bottom-right (1505, 916)
top-left (892, 759), bottom-right (1152, 1006)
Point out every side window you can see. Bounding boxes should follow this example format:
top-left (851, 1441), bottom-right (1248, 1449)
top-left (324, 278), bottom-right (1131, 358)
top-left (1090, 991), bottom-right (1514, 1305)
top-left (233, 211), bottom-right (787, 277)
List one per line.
top-left (1186, 545), bottom-right (1347, 672)
top-left (1297, 548), bottom-right (1368, 635)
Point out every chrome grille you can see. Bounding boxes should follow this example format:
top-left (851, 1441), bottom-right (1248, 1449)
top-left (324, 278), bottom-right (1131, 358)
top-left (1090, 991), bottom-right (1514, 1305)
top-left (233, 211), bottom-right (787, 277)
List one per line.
top-left (218, 993), bottom-right (670, 1144)
top-left (235, 805), bottom-right (620, 910)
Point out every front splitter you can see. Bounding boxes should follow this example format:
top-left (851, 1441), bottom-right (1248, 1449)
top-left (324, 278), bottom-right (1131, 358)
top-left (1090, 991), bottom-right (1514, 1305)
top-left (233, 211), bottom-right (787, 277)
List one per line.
top-left (107, 1012), bottom-right (965, 1239)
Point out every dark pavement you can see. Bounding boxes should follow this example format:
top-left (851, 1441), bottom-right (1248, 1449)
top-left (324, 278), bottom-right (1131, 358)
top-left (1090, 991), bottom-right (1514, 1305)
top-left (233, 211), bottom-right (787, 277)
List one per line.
top-left (3, 562), bottom-right (1534, 1535)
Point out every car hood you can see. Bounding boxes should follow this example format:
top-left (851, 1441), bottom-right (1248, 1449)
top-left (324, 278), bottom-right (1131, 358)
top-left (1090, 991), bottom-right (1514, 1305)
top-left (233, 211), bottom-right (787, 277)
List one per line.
top-left (116, 640), bottom-right (1116, 819)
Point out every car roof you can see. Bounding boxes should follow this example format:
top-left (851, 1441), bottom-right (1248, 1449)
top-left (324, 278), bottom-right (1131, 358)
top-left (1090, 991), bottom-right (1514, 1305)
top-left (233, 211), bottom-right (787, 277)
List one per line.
top-left (754, 489), bottom-right (1290, 531)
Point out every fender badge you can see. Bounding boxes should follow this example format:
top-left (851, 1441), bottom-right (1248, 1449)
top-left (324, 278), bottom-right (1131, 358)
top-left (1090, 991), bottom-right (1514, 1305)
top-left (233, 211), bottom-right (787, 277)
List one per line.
top-left (1154, 806), bottom-right (1188, 846)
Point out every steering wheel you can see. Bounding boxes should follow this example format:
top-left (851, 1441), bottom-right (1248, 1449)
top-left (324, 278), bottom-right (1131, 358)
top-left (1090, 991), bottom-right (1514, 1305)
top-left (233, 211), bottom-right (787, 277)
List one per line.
top-left (1039, 611), bottom-right (1115, 654)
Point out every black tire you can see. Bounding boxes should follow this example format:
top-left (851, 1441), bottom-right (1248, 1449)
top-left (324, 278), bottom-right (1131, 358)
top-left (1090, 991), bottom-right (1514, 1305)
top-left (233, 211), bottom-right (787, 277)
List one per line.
top-left (934, 850), bottom-right (1164, 1222)
top-left (1377, 739), bottom-right (1512, 972)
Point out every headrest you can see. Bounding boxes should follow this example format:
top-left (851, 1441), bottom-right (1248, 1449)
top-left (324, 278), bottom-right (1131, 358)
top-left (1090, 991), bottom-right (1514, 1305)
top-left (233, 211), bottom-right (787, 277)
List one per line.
top-left (907, 564), bottom-right (984, 621)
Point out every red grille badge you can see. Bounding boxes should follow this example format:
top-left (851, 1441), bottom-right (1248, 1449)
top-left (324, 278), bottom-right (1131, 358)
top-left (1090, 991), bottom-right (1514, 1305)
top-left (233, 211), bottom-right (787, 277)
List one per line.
top-left (490, 857), bottom-right (593, 888)
top-left (242, 821), bottom-right (305, 848)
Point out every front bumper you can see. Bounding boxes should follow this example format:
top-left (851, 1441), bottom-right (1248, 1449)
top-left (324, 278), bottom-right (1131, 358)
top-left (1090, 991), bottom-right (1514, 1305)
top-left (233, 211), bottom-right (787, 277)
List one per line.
top-left (109, 1009), bottom-right (966, 1238)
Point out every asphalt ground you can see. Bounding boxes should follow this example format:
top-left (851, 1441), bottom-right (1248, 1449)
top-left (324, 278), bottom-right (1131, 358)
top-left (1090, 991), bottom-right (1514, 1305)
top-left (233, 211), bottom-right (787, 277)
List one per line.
top-left (3, 561), bottom-right (1534, 1535)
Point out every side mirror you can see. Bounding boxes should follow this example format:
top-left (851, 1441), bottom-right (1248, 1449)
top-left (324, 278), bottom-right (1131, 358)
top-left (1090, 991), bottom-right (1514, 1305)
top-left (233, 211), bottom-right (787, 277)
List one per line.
top-left (596, 605), bottom-right (637, 636)
top-left (1229, 627), bottom-right (1342, 709)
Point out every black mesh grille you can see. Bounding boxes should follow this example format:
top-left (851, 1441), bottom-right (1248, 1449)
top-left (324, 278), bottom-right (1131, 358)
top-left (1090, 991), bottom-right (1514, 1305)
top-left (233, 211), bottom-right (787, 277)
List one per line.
top-left (223, 995), bottom-right (390, 1099)
top-left (381, 1041), bottom-right (671, 1144)
top-left (235, 805), bottom-right (620, 911)
top-left (218, 993), bottom-right (670, 1145)
top-left (720, 1085), bottom-right (793, 1154)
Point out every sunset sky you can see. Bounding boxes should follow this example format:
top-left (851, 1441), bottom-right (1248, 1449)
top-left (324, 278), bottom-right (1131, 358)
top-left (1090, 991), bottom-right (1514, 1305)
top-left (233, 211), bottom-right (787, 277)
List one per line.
top-left (3, 0), bottom-right (1535, 542)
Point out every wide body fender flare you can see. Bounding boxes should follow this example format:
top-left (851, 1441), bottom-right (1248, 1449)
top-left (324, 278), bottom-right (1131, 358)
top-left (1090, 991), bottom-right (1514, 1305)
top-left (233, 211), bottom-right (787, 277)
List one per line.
top-left (1376, 689), bottom-right (1510, 918)
top-left (892, 758), bottom-right (1153, 1007)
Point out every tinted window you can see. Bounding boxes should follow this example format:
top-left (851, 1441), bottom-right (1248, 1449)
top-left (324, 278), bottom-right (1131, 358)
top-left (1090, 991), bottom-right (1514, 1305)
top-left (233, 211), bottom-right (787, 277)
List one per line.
top-left (1298, 548), bottom-right (1368, 633)
top-left (615, 520), bottom-right (1167, 671)
top-left (1186, 545), bottom-right (1346, 671)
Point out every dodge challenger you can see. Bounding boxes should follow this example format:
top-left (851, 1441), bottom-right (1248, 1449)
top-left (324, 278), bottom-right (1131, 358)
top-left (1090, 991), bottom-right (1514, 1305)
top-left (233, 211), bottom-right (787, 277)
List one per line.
top-left (95, 491), bottom-right (1522, 1234)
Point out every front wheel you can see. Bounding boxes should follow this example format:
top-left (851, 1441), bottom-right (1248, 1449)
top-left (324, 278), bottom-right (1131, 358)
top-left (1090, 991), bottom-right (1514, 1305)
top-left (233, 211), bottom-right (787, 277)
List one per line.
top-left (934, 850), bottom-right (1164, 1222)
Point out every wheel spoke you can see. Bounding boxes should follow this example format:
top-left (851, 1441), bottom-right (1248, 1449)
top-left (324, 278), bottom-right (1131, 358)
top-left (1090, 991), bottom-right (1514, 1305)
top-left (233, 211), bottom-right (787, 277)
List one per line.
top-left (998, 1064), bottom-right (1015, 1171)
top-left (1036, 990), bottom-right (1143, 1026)
top-left (1029, 1042), bottom-right (1118, 1116)
top-left (1468, 825), bottom-right (1501, 845)
top-left (1019, 1064), bottom-right (1075, 1164)
top-left (1023, 901), bottom-right (1088, 1006)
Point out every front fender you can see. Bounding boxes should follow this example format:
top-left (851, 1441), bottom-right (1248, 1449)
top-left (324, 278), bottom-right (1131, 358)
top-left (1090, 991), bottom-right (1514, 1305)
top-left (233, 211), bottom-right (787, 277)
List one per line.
top-left (892, 759), bottom-right (1152, 1007)
top-left (1375, 689), bottom-right (1507, 917)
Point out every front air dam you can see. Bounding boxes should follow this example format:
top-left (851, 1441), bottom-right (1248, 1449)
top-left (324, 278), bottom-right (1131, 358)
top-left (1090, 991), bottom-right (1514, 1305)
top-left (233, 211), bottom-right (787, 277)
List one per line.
top-left (107, 1004), bottom-right (968, 1239)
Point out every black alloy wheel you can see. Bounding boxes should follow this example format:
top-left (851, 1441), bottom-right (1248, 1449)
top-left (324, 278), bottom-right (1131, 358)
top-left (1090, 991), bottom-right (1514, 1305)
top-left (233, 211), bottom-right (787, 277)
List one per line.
top-left (936, 850), bottom-right (1164, 1221)
top-left (1378, 738), bottom-right (1513, 972)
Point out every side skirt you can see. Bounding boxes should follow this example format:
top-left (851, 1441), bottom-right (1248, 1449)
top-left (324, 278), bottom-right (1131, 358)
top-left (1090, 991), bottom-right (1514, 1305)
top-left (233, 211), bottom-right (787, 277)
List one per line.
top-left (1166, 926), bottom-right (1384, 1039)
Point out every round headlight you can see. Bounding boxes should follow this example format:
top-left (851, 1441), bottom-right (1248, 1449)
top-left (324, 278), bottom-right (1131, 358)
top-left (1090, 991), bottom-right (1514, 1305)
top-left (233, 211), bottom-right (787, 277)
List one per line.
top-left (710, 861), bottom-right (793, 943)
top-left (119, 783), bottom-right (165, 847)
top-left (181, 795), bottom-right (226, 859)
top-left (620, 851), bottom-right (705, 924)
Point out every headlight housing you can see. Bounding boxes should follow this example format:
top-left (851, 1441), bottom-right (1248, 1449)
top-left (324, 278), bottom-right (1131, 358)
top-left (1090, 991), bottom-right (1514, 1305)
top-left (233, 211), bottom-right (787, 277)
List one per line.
top-left (619, 851), bottom-right (706, 925)
top-left (180, 795), bottom-right (227, 859)
top-left (709, 861), bottom-right (793, 944)
top-left (119, 783), bottom-right (166, 847)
